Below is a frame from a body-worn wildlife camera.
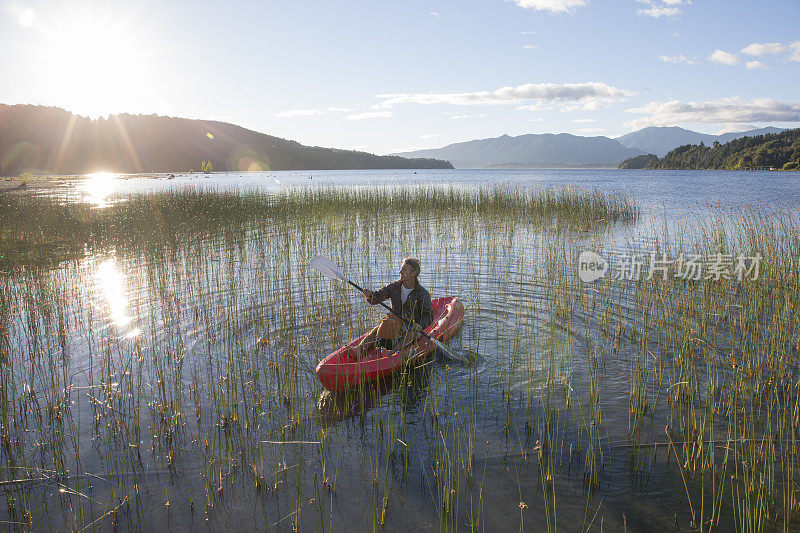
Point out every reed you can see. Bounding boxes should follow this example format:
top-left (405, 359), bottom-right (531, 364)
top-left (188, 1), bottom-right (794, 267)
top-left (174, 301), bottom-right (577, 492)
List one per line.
top-left (0, 183), bottom-right (797, 530)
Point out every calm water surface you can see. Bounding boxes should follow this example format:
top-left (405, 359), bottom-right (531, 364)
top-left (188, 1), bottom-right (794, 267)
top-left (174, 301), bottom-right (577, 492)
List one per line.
top-left (4, 168), bottom-right (798, 531)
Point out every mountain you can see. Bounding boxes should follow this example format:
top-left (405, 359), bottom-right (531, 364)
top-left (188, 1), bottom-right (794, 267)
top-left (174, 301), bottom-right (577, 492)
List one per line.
top-left (615, 126), bottom-right (786, 158)
top-left (716, 127), bottom-right (786, 144)
top-left (0, 104), bottom-right (452, 175)
top-left (393, 133), bottom-right (646, 169)
top-left (618, 128), bottom-right (800, 170)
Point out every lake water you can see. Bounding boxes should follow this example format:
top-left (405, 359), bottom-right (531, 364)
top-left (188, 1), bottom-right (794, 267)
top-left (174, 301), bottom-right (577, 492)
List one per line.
top-left (3, 168), bottom-right (799, 531)
top-left (60, 167), bottom-right (800, 213)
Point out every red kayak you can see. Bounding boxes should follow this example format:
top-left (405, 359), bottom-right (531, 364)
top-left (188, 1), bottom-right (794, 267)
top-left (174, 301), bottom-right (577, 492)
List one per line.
top-left (316, 297), bottom-right (465, 392)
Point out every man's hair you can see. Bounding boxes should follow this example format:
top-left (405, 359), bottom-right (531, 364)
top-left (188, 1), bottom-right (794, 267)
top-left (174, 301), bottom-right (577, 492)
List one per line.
top-left (402, 257), bottom-right (421, 277)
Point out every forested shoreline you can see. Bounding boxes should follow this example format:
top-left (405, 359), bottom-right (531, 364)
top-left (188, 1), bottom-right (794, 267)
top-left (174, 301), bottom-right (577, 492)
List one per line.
top-left (619, 129), bottom-right (800, 170)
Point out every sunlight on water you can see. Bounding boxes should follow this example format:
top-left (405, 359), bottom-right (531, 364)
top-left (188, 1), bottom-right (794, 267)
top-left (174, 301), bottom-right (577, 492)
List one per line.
top-left (95, 258), bottom-right (137, 334)
top-left (81, 171), bottom-right (118, 207)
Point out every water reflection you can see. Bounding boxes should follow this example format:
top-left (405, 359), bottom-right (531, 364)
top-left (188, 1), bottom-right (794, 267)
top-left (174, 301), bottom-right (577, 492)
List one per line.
top-left (81, 171), bottom-right (117, 207)
top-left (316, 359), bottom-right (436, 427)
top-left (94, 257), bottom-right (139, 337)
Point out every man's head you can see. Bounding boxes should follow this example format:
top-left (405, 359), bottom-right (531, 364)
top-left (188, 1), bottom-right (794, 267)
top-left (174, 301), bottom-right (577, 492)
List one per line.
top-left (400, 257), bottom-right (421, 285)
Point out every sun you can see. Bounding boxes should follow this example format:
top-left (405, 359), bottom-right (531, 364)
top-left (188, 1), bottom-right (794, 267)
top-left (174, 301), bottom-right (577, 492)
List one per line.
top-left (34, 6), bottom-right (158, 118)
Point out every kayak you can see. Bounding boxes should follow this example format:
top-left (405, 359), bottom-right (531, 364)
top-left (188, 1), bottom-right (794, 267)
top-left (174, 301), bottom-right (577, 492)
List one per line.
top-left (315, 297), bottom-right (465, 392)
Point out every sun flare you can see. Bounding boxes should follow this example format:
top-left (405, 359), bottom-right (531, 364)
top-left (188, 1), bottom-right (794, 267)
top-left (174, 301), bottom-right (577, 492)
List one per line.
top-left (34, 7), bottom-right (157, 118)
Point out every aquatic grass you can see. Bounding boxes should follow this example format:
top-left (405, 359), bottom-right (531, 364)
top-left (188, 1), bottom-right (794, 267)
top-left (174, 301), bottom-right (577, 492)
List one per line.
top-left (1, 183), bottom-right (799, 530)
top-left (0, 184), bottom-right (637, 270)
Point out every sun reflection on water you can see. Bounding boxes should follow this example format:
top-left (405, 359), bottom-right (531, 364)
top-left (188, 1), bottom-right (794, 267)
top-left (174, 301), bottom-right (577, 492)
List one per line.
top-left (81, 172), bottom-right (118, 207)
top-left (95, 258), bottom-right (139, 337)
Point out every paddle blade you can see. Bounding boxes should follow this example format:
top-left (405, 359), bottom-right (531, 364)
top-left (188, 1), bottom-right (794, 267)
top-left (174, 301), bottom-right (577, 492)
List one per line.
top-left (432, 339), bottom-right (468, 364)
top-left (310, 256), bottom-right (348, 282)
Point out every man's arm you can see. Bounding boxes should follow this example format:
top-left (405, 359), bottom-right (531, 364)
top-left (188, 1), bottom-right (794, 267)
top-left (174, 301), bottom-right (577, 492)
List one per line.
top-left (419, 290), bottom-right (433, 329)
top-left (364, 282), bottom-right (394, 305)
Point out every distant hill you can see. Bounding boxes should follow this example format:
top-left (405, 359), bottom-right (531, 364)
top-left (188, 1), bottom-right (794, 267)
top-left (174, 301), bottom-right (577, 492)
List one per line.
top-left (615, 126), bottom-right (786, 158)
top-left (393, 133), bottom-right (646, 169)
top-left (618, 129), bottom-right (800, 170)
top-left (0, 104), bottom-right (452, 175)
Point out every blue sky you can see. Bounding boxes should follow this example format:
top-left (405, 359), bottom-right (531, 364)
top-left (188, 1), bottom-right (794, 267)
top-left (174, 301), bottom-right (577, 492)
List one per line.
top-left (1, 0), bottom-right (799, 154)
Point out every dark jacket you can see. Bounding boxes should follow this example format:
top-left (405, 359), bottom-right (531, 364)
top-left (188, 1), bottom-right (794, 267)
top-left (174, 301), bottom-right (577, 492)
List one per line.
top-left (367, 280), bottom-right (432, 329)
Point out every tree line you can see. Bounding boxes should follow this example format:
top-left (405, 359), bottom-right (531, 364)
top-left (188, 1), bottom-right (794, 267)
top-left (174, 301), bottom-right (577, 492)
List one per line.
top-left (0, 104), bottom-right (453, 175)
top-left (619, 129), bottom-right (800, 170)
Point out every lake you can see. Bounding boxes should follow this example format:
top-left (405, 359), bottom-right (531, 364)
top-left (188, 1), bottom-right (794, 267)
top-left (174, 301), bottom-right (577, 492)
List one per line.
top-left (1, 168), bottom-right (798, 531)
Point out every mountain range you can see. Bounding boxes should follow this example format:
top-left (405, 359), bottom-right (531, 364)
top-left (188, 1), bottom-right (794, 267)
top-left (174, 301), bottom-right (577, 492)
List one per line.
top-left (394, 133), bottom-right (647, 169)
top-left (615, 126), bottom-right (786, 157)
top-left (0, 104), bottom-right (451, 175)
top-left (395, 127), bottom-right (787, 168)
top-left (0, 103), bottom-right (788, 174)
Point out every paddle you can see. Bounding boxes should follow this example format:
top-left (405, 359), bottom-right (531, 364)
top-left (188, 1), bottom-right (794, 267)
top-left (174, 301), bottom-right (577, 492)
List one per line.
top-left (309, 255), bottom-right (454, 358)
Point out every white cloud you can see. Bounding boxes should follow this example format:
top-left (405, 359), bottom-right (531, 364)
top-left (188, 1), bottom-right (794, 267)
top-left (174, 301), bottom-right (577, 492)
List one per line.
top-left (327, 107), bottom-right (353, 112)
top-left (790, 41), bottom-right (800, 62)
top-left (529, 118), bottom-right (544, 122)
top-left (429, 11), bottom-right (442, 19)
top-left (276, 109), bottom-right (323, 118)
top-left (521, 30), bottom-right (538, 35)
top-left (522, 44), bottom-right (538, 50)
top-left (516, 103), bottom-right (548, 111)
top-left (421, 134), bottom-right (440, 139)
top-left (451, 114), bottom-right (486, 120)
top-left (347, 111), bottom-right (394, 120)
top-left (741, 42), bottom-right (788, 56)
top-left (579, 127), bottom-right (604, 133)
top-left (661, 0), bottom-right (685, 5)
top-left (509, 0), bottom-right (587, 14)
top-left (572, 118), bottom-right (597, 123)
top-left (579, 100), bottom-right (605, 111)
top-left (18, 7), bottom-right (36, 28)
top-left (708, 49), bottom-right (740, 65)
top-left (377, 82), bottom-right (633, 110)
top-left (715, 123), bottom-right (758, 135)
top-left (746, 61), bottom-right (767, 70)
top-left (625, 97), bottom-right (800, 129)
top-left (659, 54), bottom-right (697, 65)
top-left (639, 5), bottom-right (680, 18)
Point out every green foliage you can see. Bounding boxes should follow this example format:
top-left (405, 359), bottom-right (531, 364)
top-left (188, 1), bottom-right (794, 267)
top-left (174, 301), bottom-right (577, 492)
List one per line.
top-left (618, 154), bottom-right (659, 169)
top-left (782, 161), bottom-right (799, 171)
top-left (0, 186), bottom-right (638, 269)
top-left (631, 129), bottom-right (800, 170)
top-left (201, 160), bottom-right (213, 174)
top-left (18, 171), bottom-right (34, 184)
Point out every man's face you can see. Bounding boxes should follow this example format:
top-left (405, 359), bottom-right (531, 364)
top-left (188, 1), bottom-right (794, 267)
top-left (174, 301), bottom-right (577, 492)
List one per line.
top-left (400, 263), bottom-right (417, 283)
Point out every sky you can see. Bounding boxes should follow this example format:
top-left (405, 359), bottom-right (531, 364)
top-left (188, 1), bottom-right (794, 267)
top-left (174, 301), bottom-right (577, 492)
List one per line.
top-left (1, 0), bottom-right (799, 155)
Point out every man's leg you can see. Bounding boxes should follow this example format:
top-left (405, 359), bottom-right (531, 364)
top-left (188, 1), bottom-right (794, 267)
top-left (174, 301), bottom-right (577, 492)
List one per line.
top-left (355, 323), bottom-right (380, 360)
top-left (397, 326), bottom-right (417, 351)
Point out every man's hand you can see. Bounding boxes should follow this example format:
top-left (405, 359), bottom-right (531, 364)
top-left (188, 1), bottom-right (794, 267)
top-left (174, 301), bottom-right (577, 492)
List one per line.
top-left (362, 289), bottom-right (373, 302)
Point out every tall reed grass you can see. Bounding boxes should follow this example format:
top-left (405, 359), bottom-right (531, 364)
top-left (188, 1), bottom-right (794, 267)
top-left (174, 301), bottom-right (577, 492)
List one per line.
top-left (0, 184), bottom-right (797, 531)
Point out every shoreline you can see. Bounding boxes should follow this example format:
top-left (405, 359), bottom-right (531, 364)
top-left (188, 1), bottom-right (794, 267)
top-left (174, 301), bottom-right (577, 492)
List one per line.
top-left (0, 173), bottom-right (179, 193)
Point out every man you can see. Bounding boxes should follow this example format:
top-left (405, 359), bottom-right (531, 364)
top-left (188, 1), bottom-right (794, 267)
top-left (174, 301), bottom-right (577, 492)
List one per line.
top-left (356, 257), bottom-right (433, 360)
